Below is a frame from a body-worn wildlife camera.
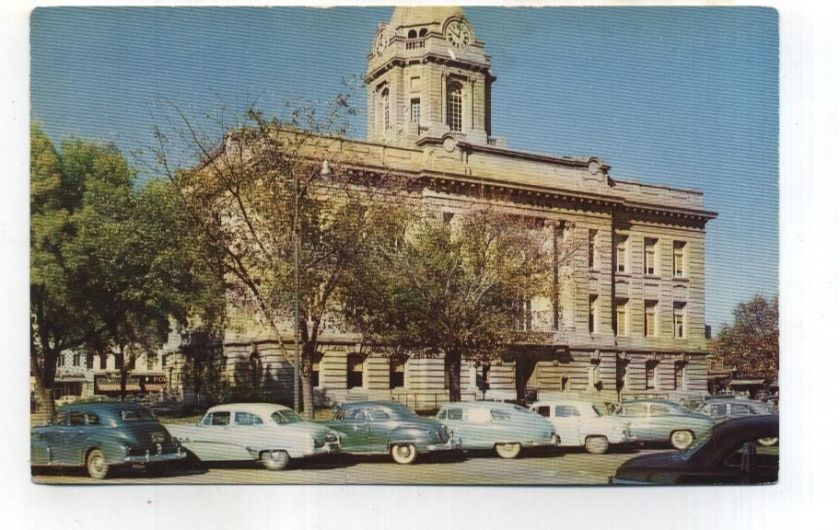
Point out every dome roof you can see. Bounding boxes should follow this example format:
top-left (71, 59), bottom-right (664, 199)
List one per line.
top-left (389, 6), bottom-right (465, 30)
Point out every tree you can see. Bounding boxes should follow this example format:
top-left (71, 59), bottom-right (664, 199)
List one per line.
top-left (30, 124), bottom-right (223, 416)
top-left (152, 98), bottom-right (411, 418)
top-left (712, 295), bottom-right (779, 379)
top-left (343, 208), bottom-right (567, 403)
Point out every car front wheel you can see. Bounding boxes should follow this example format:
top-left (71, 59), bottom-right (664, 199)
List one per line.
top-left (670, 430), bottom-right (695, 450)
top-left (390, 443), bottom-right (418, 465)
top-left (584, 436), bottom-right (610, 455)
top-left (86, 449), bottom-right (110, 479)
top-left (495, 442), bottom-right (522, 459)
top-left (261, 450), bottom-right (290, 471)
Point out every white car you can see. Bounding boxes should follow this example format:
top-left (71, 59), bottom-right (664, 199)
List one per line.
top-left (167, 403), bottom-right (340, 470)
top-left (530, 399), bottom-right (635, 454)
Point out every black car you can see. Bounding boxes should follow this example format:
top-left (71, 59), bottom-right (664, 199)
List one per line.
top-left (610, 415), bottom-right (778, 485)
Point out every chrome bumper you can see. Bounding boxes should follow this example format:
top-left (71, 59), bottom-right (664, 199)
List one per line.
top-left (426, 437), bottom-right (462, 452)
top-left (307, 441), bottom-right (341, 456)
top-left (124, 447), bottom-right (186, 463)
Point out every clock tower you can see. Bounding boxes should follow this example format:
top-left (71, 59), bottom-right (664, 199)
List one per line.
top-left (365, 6), bottom-right (495, 148)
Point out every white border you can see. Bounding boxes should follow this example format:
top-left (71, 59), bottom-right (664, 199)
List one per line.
top-left (3, 1), bottom-right (838, 529)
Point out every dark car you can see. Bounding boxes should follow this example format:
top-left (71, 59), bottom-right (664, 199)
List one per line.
top-left (31, 402), bottom-right (184, 479)
top-left (610, 415), bottom-right (779, 485)
top-left (321, 401), bottom-right (460, 464)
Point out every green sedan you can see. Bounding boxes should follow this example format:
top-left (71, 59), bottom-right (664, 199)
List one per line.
top-left (321, 401), bottom-right (460, 464)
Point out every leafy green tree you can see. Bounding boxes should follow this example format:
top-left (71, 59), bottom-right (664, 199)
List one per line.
top-left (343, 208), bottom-right (559, 402)
top-left (712, 295), bottom-right (779, 379)
top-left (30, 124), bottom-right (224, 415)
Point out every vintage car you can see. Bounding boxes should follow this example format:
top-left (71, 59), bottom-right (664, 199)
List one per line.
top-left (436, 401), bottom-right (558, 459)
top-left (699, 398), bottom-right (776, 421)
top-left (610, 415), bottom-right (779, 485)
top-left (613, 400), bottom-right (715, 450)
top-left (529, 399), bottom-right (635, 454)
top-left (321, 401), bottom-right (459, 464)
top-left (30, 402), bottom-right (184, 479)
top-left (167, 403), bottom-right (340, 470)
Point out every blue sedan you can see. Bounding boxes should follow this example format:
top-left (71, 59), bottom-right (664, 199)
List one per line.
top-left (436, 401), bottom-right (558, 458)
top-left (31, 402), bottom-right (184, 479)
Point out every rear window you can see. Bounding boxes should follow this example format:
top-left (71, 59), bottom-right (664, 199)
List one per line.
top-left (555, 406), bottom-right (580, 417)
top-left (535, 406), bottom-right (550, 418)
top-left (120, 409), bottom-right (156, 422)
top-left (201, 411), bottom-right (231, 425)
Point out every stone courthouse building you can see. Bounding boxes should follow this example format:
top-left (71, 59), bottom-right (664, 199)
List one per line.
top-left (220, 6), bottom-right (717, 409)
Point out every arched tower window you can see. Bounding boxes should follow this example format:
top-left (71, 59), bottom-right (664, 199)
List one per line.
top-left (381, 88), bottom-right (390, 132)
top-left (407, 29), bottom-right (417, 39)
top-left (446, 81), bottom-right (463, 132)
top-left (418, 28), bottom-right (428, 37)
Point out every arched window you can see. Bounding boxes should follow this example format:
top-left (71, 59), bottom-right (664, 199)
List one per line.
top-left (446, 82), bottom-right (462, 132)
top-left (408, 29), bottom-right (417, 39)
top-left (418, 28), bottom-right (428, 37)
top-left (381, 88), bottom-right (390, 131)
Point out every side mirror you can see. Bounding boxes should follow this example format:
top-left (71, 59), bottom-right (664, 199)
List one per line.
top-left (740, 442), bottom-right (757, 483)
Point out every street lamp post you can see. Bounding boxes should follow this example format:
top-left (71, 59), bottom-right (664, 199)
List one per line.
top-left (293, 160), bottom-right (331, 414)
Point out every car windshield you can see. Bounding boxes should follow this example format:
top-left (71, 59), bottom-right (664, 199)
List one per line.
top-left (271, 410), bottom-right (303, 424)
top-left (120, 408), bottom-right (156, 422)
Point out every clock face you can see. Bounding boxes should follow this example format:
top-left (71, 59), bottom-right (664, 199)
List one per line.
top-left (375, 32), bottom-right (387, 57)
top-left (445, 20), bottom-right (473, 49)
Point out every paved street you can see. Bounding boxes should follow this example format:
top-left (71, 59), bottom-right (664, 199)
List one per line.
top-left (32, 446), bottom-right (664, 485)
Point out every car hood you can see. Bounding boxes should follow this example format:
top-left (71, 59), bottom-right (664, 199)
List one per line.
top-left (614, 450), bottom-right (688, 482)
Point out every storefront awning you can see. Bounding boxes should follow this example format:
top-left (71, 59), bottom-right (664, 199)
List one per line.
top-left (96, 383), bottom-right (141, 392)
top-left (730, 379), bottom-right (766, 386)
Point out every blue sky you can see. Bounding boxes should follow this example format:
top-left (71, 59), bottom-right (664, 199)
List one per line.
top-left (30, 6), bottom-right (778, 332)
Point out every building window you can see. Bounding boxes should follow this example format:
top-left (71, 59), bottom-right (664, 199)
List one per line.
top-left (311, 356), bottom-right (321, 388)
top-left (615, 235), bottom-right (628, 273)
top-left (347, 355), bottom-right (364, 389)
top-left (644, 301), bottom-right (657, 337)
top-left (115, 354), bottom-right (124, 370)
top-left (588, 359), bottom-right (602, 390)
top-left (673, 241), bottom-right (686, 278)
top-left (589, 295), bottom-right (598, 334)
top-left (515, 298), bottom-right (532, 331)
top-left (99, 354), bottom-right (107, 370)
top-left (390, 358), bottom-right (406, 389)
top-left (57, 354), bottom-right (65, 367)
top-left (673, 302), bottom-right (686, 338)
top-left (410, 98), bottom-right (420, 123)
top-left (615, 299), bottom-right (628, 337)
top-left (419, 28), bottom-right (428, 37)
top-left (588, 229), bottom-right (597, 269)
top-left (645, 360), bottom-right (658, 390)
top-left (408, 29), bottom-right (417, 38)
top-left (85, 353), bottom-right (93, 369)
top-left (72, 353), bottom-right (80, 367)
top-left (446, 82), bottom-right (462, 132)
top-left (674, 361), bottom-right (686, 390)
top-left (146, 355), bottom-right (155, 371)
top-left (381, 88), bottom-right (390, 131)
top-left (644, 238), bottom-right (658, 276)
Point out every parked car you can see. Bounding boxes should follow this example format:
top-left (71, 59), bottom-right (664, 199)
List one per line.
top-left (613, 400), bottom-right (715, 450)
top-left (321, 401), bottom-right (459, 464)
top-left (167, 403), bottom-right (340, 471)
top-left (54, 394), bottom-right (79, 407)
top-left (31, 402), bottom-right (184, 479)
top-left (529, 399), bottom-right (635, 454)
top-left (610, 415), bottom-right (779, 485)
top-left (436, 401), bottom-right (557, 459)
top-left (699, 398), bottom-right (776, 421)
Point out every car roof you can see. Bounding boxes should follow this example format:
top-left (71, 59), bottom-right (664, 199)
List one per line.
top-left (621, 399), bottom-right (681, 406)
top-left (711, 415), bottom-right (779, 440)
top-left (443, 401), bottom-right (524, 410)
top-left (207, 403), bottom-right (293, 415)
top-left (531, 399), bottom-right (596, 407)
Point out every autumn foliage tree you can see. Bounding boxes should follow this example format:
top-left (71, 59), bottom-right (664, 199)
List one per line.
top-left (343, 208), bottom-right (564, 403)
top-left (712, 295), bottom-right (779, 379)
top-left (152, 98), bottom-right (412, 418)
